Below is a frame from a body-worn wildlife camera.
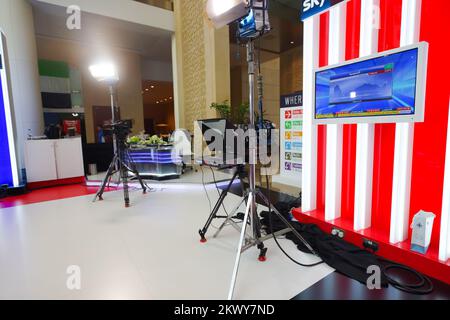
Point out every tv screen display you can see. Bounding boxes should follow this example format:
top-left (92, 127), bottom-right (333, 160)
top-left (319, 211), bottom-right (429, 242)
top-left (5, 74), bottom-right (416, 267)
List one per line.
top-left (314, 42), bottom-right (428, 124)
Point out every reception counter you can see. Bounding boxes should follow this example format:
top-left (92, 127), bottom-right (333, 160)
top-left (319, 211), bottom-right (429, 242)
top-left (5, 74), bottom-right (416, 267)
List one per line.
top-left (128, 145), bottom-right (182, 180)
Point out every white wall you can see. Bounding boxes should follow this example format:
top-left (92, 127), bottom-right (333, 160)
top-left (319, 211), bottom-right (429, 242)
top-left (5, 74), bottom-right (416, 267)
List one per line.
top-left (0, 0), bottom-right (44, 170)
top-left (36, 0), bottom-right (175, 32)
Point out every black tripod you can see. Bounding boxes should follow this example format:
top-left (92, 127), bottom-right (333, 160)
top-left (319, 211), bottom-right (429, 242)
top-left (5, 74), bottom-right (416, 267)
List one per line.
top-left (93, 129), bottom-right (147, 207)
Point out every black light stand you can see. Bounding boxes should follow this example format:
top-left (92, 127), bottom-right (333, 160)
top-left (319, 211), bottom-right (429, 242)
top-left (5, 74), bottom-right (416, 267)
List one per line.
top-left (202, 0), bottom-right (319, 300)
top-left (225, 36), bottom-right (319, 301)
top-left (198, 40), bottom-right (319, 300)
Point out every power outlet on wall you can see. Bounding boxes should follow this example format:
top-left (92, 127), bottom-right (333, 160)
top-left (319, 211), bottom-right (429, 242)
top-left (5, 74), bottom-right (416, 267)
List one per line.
top-left (331, 228), bottom-right (345, 239)
top-left (363, 238), bottom-right (379, 252)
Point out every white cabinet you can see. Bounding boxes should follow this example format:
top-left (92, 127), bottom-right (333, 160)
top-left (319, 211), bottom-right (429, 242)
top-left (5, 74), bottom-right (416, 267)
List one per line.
top-left (25, 138), bottom-right (85, 183)
top-left (54, 138), bottom-right (84, 179)
top-left (24, 140), bottom-right (58, 183)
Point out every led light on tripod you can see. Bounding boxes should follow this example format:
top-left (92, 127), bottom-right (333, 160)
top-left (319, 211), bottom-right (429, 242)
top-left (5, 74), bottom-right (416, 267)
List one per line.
top-left (238, 0), bottom-right (270, 38)
top-left (206, 0), bottom-right (249, 28)
top-left (89, 62), bottom-right (119, 83)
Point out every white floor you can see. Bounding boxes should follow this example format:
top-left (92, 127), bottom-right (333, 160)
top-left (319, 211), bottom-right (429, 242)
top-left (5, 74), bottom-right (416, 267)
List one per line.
top-left (87, 166), bottom-right (235, 185)
top-left (0, 184), bottom-right (333, 300)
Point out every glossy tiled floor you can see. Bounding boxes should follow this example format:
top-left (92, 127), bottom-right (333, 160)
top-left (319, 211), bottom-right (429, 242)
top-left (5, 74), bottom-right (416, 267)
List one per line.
top-left (0, 185), bottom-right (333, 300)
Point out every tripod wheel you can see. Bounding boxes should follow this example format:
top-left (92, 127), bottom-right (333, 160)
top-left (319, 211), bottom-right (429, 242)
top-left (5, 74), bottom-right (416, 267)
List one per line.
top-left (200, 238), bottom-right (207, 244)
top-left (258, 255), bottom-right (267, 262)
top-left (125, 203), bottom-right (130, 208)
top-left (98, 196), bottom-right (103, 201)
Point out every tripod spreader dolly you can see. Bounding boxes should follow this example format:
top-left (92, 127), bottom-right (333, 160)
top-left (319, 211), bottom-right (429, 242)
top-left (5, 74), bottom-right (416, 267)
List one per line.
top-left (226, 188), bottom-right (319, 300)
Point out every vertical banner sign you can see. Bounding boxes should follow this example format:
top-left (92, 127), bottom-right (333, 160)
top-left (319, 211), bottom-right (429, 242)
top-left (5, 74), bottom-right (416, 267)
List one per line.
top-left (279, 92), bottom-right (303, 184)
top-left (0, 33), bottom-right (18, 187)
top-left (301, 0), bottom-right (349, 21)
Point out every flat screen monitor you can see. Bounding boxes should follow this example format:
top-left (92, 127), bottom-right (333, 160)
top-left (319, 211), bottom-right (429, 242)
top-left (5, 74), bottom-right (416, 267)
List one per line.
top-left (198, 118), bottom-right (236, 154)
top-left (313, 42), bottom-right (428, 124)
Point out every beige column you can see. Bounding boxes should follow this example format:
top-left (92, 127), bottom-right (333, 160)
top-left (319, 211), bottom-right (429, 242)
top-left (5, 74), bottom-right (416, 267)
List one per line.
top-left (172, 0), bottom-right (231, 132)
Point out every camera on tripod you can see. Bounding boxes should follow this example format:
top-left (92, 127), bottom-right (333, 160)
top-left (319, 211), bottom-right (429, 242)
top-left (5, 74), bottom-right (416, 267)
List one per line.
top-left (94, 118), bottom-right (147, 207)
top-left (105, 120), bottom-right (133, 140)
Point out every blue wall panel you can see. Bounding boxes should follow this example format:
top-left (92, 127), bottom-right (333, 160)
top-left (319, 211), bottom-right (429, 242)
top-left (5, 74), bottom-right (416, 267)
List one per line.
top-left (0, 55), bottom-right (14, 186)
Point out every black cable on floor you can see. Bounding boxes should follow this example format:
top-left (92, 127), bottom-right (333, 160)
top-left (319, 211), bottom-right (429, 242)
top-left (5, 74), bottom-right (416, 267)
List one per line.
top-left (265, 174), bottom-right (324, 268)
top-left (263, 173), bottom-right (434, 295)
top-left (378, 257), bottom-right (434, 295)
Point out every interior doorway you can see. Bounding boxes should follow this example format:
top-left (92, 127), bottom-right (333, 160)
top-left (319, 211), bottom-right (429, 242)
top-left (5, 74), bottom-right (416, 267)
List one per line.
top-left (142, 80), bottom-right (175, 137)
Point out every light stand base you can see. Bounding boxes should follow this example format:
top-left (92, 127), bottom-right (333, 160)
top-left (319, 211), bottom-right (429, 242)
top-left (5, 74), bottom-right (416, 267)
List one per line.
top-left (220, 188), bottom-right (317, 300)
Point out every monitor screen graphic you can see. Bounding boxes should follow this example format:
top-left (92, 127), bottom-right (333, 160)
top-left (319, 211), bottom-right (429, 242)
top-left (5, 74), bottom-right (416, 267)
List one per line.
top-left (328, 64), bottom-right (394, 105)
top-left (314, 44), bottom-right (427, 124)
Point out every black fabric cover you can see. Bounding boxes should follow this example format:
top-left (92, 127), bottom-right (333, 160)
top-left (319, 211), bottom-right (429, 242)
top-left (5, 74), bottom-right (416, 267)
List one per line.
top-left (260, 204), bottom-right (388, 287)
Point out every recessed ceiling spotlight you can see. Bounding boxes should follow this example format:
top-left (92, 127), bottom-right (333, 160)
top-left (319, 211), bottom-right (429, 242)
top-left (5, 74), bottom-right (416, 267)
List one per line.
top-left (169, 97), bottom-right (172, 100)
top-left (145, 88), bottom-right (149, 91)
top-left (156, 101), bottom-right (160, 104)
top-left (151, 85), bottom-right (155, 89)
top-left (290, 41), bottom-right (295, 45)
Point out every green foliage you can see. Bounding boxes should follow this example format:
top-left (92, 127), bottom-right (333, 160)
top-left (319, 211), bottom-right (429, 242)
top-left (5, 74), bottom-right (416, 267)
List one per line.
top-left (235, 102), bottom-right (250, 124)
top-left (127, 135), bottom-right (166, 146)
top-left (128, 136), bottom-right (141, 144)
top-left (209, 100), bottom-right (265, 125)
top-left (209, 101), bottom-right (231, 120)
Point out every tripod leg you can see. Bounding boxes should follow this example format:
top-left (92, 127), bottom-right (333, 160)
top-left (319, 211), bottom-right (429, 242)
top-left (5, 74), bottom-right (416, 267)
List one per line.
top-left (119, 156), bottom-right (130, 208)
top-left (199, 189), bottom-right (229, 243)
top-left (249, 192), bottom-right (267, 262)
top-left (93, 155), bottom-right (118, 202)
top-left (228, 192), bottom-right (253, 301)
top-left (199, 169), bottom-right (240, 242)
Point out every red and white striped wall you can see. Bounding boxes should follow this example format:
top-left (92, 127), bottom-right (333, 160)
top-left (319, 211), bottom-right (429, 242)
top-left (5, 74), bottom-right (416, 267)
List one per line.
top-left (297, 0), bottom-right (450, 283)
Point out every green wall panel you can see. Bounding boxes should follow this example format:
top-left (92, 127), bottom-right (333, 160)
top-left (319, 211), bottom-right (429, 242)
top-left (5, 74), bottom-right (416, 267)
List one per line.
top-left (38, 60), bottom-right (70, 78)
